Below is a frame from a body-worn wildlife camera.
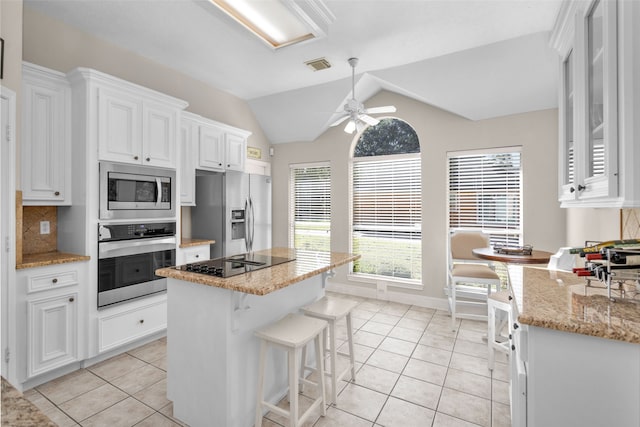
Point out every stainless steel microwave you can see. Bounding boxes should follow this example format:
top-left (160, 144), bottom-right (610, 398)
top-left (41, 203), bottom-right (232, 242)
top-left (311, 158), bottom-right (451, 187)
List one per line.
top-left (99, 162), bottom-right (176, 220)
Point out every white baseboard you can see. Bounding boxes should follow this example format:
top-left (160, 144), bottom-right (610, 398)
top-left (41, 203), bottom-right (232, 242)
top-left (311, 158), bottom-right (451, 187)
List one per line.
top-left (326, 280), bottom-right (449, 311)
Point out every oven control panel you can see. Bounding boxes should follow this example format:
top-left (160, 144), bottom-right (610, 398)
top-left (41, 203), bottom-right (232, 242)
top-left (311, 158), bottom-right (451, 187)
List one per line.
top-left (98, 221), bottom-right (176, 242)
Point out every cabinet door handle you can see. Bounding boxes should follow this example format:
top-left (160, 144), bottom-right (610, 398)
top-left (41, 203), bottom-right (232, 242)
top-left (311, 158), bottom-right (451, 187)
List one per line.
top-left (569, 186), bottom-right (575, 193)
top-left (578, 184), bottom-right (586, 191)
top-left (134, 155), bottom-right (139, 160)
top-left (195, 254), bottom-right (199, 258)
top-left (68, 297), bottom-right (74, 302)
top-left (139, 319), bottom-right (144, 324)
top-left (52, 278), bottom-right (58, 284)
top-left (54, 191), bottom-right (60, 196)
top-left (146, 157), bottom-right (151, 162)
top-left (218, 162), bottom-right (222, 166)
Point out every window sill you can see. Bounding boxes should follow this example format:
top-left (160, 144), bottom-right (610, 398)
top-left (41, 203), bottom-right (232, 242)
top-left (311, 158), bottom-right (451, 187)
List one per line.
top-left (347, 273), bottom-right (423, 291)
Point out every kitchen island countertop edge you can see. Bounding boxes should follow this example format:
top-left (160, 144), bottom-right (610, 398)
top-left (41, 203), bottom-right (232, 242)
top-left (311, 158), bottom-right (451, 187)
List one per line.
top-left (156, 247), bottom-right (360, 296)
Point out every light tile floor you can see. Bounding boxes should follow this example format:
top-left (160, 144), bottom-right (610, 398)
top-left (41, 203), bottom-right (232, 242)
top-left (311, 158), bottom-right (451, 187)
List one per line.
top-left (24, 293), bottom-right (510, 427)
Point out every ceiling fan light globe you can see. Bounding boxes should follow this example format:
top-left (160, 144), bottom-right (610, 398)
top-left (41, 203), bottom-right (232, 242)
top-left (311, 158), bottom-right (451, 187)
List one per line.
top-left (344, 120), bottom-right (356, 134)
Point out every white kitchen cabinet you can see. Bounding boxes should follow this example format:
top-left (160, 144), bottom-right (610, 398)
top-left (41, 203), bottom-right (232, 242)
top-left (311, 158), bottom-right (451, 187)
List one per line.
top-left (143, 101), bottom-right (178, 168)
top-left (21, 62), bottom-right (71, 205)
top-left (514, 323), bottom-right (640, 427)
top-left (199, 121), bottom-right (225, 171)
top-left (27, 292), bottom-right (78, 378)
top-left (16, 262), bottom-right (88, 382)
top-left (98, 297), bottom-right (167, 353)
top-left (198, 116), bottom-right (250, 172)
top-left (97, 85), bottom-right (142, 165)
top-left (98, 85), bottom-right (180, 168)
top-left (69, 68), bottom-right (187, 169)
top-left (225, 132), bottom-right (246, 172)
top-left (178, 245), bottom-right (210, 264)
top-left (180, 112), bottom-right (199, 205)
top-left (551, 0), bottom-right (640, 207)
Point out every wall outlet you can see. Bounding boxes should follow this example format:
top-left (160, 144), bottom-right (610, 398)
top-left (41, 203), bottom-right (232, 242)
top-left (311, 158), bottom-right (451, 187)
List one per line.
top-left (40, 221), bottom-right (50, 235)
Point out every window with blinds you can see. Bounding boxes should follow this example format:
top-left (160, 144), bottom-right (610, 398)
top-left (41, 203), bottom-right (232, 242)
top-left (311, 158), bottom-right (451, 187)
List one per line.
top-left (448, 149), bottom-right (522, 246)
top-left (289, 163), bottom-right (331, 251)
top-left (350, 118), bottom-right (422, 285)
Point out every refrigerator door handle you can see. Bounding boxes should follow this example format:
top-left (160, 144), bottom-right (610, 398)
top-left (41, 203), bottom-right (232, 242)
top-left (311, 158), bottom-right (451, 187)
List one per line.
top-left (244, 198), bottom-right (250, 252)
top-left (249, 197), bottom-right (255, 251)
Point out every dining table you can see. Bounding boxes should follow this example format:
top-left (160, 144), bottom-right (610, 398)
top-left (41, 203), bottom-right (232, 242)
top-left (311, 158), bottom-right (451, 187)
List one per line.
top-left (472, 247), bottom-right (554, 265)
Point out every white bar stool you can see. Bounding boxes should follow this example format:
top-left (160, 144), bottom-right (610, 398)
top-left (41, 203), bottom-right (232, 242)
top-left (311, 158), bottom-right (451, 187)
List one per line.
top-left (255, 313), bottom-right (327, 427)
top-left (487, 290), bottom-right (513, 370)
top-left (301, 296), bottom-right (358, 404)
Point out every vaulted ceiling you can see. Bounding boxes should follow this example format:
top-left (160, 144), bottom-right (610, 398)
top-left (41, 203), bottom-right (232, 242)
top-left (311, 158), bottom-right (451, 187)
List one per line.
top-left (25, 0), bottom-right (563, 143)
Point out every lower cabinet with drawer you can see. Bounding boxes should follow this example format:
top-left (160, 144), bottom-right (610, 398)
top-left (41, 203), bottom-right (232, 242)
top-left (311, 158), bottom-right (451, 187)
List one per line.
top-left (98, 297), bottom-right (167, 353)
top-left (178, 245), bottom-right (210, 264)
top-left (16, 262), bottom-right (87, 382)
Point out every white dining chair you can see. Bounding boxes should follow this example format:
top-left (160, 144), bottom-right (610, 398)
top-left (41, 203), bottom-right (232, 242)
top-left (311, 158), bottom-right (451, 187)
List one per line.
top-left (447, 231), bottom-right (502, 330)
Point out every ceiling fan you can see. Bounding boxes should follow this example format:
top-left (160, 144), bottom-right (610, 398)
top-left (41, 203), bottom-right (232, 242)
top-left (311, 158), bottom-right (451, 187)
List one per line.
top-left (330, 57), bottom-right (397, 134)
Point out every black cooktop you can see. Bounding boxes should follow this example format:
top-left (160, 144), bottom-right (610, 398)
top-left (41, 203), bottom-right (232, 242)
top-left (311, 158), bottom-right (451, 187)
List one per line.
top-left (174, 253), bottom-right (295, 278)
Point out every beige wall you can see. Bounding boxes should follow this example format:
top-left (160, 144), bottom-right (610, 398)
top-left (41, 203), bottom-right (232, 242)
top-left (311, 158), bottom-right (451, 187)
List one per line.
top-left (21, 6), bottom-right (271, 161)
top-left (565, 208), bottom-right (620, 246)
top-left (272, 91), bottom-right (566, 298)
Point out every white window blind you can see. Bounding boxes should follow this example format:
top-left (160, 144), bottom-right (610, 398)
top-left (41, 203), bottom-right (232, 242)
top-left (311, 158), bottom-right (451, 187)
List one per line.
top-left (289, 163), bottom-right (331, 251)
top-left (352, 154), bottom-right (422, 282)
top-left (448, 149), bottom-right (522, 246)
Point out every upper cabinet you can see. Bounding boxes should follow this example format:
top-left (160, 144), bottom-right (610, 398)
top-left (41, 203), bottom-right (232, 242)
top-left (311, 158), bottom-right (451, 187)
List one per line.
top-left (199, 121), bottom-right (225, 170)
top-left (198, 116), bottom-right (250, 173)
top-left (97, 85), bottom-right (180, 168)
top-left (180, 112), bottom-right (199, 206)
top-left (69, 68), bottom-right (188, 169)
top-left (225, 132), bottom-right (247, 172)
top-left (180, 111), bottom-right (253, 205)
top-left (22, 62), bottom-right (71, 205)
top-left (552, 0), bottom-right (640, 207)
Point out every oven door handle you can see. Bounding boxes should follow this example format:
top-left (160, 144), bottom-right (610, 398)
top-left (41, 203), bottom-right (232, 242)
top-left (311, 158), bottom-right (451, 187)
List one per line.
top-left (99, 236), bottom-right (177, 259)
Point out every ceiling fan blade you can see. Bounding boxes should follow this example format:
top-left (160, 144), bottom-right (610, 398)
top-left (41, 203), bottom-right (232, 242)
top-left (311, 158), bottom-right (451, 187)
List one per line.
top-left (344, 120), bottom-right (356, 134)
top-left (359, 114), bottom-right (380, 126)
top-left (330, 114), bottom-right (350, 127)
top-left (364, 106), bottom-right (396, 114)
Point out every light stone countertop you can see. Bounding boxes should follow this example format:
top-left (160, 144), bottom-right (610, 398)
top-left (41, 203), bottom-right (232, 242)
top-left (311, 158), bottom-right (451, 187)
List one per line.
top-left (16, 251), bottom-right (90, 270)
top-left (156, 247), bottom-right (360, 296)
top-left (1, 377), bottom-right (56, 426)
top-left (179, 238), bottom-right (215, 248)
top-left (509, 266), bottom-right (640, 344)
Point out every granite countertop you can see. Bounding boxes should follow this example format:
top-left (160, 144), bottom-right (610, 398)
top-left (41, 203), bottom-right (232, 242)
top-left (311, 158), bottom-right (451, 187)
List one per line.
top-left (509, 265), bottom-right (640, 344)
top-left (180, 238), bottom-right (215, 248)
top-left (156, 247), bottom-right (360, 296)
top-left (1, 377), bottom-right (56, 426)
top-left (17, 251), bottom-right (90, 270)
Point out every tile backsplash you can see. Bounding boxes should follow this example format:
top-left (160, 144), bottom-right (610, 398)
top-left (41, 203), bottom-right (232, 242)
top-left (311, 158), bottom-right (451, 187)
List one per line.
top-left (621, 208), bottom-right (640, 239)
top-left (22, 206), bottom-right (57, 255)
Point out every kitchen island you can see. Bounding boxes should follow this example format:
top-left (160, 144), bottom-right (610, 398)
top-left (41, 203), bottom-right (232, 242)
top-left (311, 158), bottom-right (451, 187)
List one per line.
top-left (155, 248), bottom-right (359, 427)
top-left (508, 266), bottom-right (640, 427)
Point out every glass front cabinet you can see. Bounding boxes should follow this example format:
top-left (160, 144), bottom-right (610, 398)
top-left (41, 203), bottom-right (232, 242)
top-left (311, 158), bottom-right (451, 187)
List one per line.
top-left (552, 0), bottom-right (639, 208)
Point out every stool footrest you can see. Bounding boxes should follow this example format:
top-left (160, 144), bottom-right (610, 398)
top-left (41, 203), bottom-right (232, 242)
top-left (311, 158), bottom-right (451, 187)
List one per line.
top-left (262, 402), bottom-right (287, 418)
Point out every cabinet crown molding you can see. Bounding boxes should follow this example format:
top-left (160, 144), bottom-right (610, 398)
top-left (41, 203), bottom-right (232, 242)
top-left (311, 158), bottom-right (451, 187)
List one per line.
top-left (66, 67), bottom-right (189, 110)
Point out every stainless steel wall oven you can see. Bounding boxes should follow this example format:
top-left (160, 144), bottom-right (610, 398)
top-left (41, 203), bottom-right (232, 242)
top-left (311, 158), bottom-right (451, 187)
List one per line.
top-left (98, 221), bottom-right (176, 308)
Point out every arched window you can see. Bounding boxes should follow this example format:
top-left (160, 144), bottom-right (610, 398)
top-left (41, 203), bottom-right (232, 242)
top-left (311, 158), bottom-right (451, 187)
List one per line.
top-left (350, 118), bottom-right (422, 285)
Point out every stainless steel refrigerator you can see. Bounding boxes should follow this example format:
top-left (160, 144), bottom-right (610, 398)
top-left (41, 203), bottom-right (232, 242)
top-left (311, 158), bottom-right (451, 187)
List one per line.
top-left (191, 171), bottom-right (272, 259)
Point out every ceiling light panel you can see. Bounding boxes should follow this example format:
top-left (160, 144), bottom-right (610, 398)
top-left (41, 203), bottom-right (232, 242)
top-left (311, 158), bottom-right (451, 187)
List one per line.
top-left (210, 0), bottom-right (335, 49)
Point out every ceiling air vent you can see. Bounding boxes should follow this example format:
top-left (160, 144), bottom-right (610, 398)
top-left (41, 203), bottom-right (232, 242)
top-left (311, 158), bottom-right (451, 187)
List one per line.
top-left (305, 57), bottom-right (331, 71)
